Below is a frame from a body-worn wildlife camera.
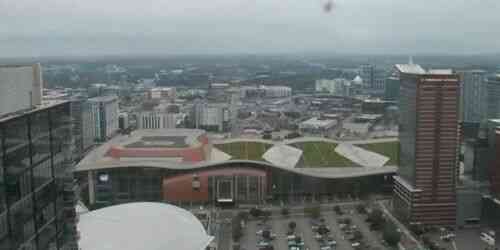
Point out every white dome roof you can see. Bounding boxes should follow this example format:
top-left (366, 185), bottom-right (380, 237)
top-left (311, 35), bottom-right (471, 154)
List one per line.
top-left (78, 202), bottom-right (213, 250)
top-left (353, 75), bottom-right (363, 84)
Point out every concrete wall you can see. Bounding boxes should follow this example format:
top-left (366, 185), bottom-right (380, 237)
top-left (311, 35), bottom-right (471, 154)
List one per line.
top-left (0, 64), bottom-right (42, 116)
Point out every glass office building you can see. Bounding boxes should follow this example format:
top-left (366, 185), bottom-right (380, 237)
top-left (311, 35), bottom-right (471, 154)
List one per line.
top-left (0, 101), bottom-right (78, 250)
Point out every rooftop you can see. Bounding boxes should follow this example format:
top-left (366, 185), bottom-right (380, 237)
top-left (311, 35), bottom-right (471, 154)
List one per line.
top-left (0, 100), bottom-right (68, 123)
top-left (395, 64), bottom-right (426, 74)
top-left (88, 95), bottom-right (118, 103)
top-left (78, 202), bottom-right (213, 250)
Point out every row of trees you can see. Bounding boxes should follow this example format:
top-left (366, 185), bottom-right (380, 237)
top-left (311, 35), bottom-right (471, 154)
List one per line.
top-left (365, 208), bottom-right (401, 247)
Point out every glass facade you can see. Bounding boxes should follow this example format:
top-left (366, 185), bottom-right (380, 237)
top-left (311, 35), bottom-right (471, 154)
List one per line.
top-left (0, 102), bottom-right (78, 250)
top-left (398, 75), bottom-right (417, 185)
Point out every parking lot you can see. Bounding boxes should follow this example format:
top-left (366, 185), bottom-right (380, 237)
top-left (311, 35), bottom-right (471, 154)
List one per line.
top-left (238, 204), bottom-right (389, 250)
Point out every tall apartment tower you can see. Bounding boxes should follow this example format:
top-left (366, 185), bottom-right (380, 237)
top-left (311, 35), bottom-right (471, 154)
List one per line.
top-left (486, 74), bottom-right (500, 120)
top-left (393, 64), bottom-right (460, 226)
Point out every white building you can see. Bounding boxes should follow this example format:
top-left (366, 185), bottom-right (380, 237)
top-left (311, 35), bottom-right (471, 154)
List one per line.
top-left (299, 117), bottom-right (337, 134)
top-left (315, 79), bottom-right (351, 96)
top-left (88, 95), bottom-right (119, 142)
top-left (149, 87), bottom-right (176, 101)
top-left (192, 102), bottom-right (229, 132)
top-left (240, 85), bottom-right (292, 98)
top-left (260, 85), bottom-right (292, 98)
top-left (0, 63), bottom-right (43, 117)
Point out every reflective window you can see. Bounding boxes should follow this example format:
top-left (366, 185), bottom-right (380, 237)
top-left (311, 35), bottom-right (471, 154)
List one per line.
top-left (30, 110), bottom-right (51, 165)
top-left (33, 161), bottom-right (53, 191)
top-left (9, 195), bottom-right (35, 248)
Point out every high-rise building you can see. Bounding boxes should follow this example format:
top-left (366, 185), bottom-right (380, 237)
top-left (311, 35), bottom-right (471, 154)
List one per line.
top-left (459, 70), bottom-right (487, 124)
top-left (0, 94), bottom-right (78, 249)
top-left (486, 74), bottom-right (500, 120)
top-left (393, 64), bottom-right (460, 226)
top-left (88, 96), bottom-right (119, 142)
top-left (384, 75), bottom-right (400, 101)
top-left (0, 64), bottom-right (43, 117)
top-left (360, 64), bottom-right (375, 90)
top-left (191, 102), bottom-right (229, 132)
top-left (137, 104), bottom-right (179, 130)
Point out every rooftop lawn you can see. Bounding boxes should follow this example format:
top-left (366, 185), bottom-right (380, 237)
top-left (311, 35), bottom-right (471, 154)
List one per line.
top-left (291, 141), bottom-right (357, 168)
top-left (357, 141), bottom-right (399, 166)
top-left (213, 141), bottom-right (272, 161)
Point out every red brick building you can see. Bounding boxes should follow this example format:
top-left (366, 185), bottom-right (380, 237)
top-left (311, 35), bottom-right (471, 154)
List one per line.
top-left (393, 65), bottom-right (460, 226)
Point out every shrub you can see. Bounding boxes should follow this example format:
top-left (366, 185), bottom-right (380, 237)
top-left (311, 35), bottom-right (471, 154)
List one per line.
top-left (249, 207), bottom-right (262, 218)
top-left (383, 223), bottom-right (401, 247)
top-left (304, 206), bottom-right (321, 219)
top-left (288, 221), bottom-right (297, 231)
top-left (281, 207), bottom-right (290, 216)
top-left (333, 205), bottom-right (343, 215)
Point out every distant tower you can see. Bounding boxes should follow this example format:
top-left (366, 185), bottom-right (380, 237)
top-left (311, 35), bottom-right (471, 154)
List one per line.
top-left (229, 81), bottom-right (241, 138)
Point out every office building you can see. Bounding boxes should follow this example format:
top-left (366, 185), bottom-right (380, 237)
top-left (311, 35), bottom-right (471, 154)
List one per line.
top-left (240, 85), bottom-right (292, 99)
top-left (137, 104), bottom-right (179, 130)
top-left (0, 64), bottom-right (43, 117)
top-left (360, 64), bottom-right (375, 90)
top-left (315, 79), bottom-right (351, 96)
top-left (88, 96), bottom-right (119, 142)
top-left (459, 70), bottom-right (487, 124)
top-left (393, 64), bottom-right (460, 226)
top-left (0, 100), bottom-right (79, 250)
top-left (385, 75), bottom-right (400, 101)
top-left (147, 87), bottom-right (176, 102)
top-left (486, 74), bottom-right (500, 120)
top-left (207, 83), bottom-right (230, 102)
top-left (191, 102), bottom-right (229, 132)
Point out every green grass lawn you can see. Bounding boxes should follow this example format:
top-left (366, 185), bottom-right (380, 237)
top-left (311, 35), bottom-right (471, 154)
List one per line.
top-left (213, 141), bottom-right (272, 161)
top-left (291, 141), bottom-right (356, 168)
top-left (357, 141), bottom-right (399, 166)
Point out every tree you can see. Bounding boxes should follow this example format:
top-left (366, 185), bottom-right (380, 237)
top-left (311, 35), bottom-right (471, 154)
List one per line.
top-left (334, 205), bottom-right (343, 215)
top-left (383, 223), bottom-right (401, 247)
top-left (353, 230), bottom-right (363, 241)
top-left (262, 133), bottom-right (272, 140)
top-left (288, 221), bottom-right (297, 231)
top-left (281, 207), bottom-right (290, 217)
top-left (317, 225), bottom-right (330, 235)
top-left (367, 208), bottom-right (385, 231)
top-left (356, 204), bottom-right (367, 214)
top-left (304, 206), bottom-right (321, 219)
top-left (262, 230), bottom-right (271, 240)
top-left (250, 207), bottom-right (262, 218)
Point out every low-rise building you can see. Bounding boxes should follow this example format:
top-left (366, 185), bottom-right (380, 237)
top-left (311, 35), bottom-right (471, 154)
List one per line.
top-left (299, 117), bottom-right (337, 134)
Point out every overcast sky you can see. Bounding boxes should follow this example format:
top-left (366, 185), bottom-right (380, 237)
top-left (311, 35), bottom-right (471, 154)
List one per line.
top-left (1, 0), bottom-right (499, 57)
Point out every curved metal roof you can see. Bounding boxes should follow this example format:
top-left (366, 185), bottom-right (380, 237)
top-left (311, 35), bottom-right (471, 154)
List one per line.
top-left (78, 202), bottom-right (213, 250)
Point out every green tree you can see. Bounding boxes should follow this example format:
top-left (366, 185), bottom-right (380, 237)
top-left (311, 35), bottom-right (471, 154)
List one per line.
top-left (288, 221), bottom-right (297, 231)
top-left (281, 207), bottom-right (290, 216)
top-left (383, 223), bottom-right (401, 247)
top-left (249, 207), bottom-right (262, 218)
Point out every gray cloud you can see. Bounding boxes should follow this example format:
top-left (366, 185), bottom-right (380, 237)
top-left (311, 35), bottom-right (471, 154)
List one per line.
top-left (0, 0), bottom-right (499, 57)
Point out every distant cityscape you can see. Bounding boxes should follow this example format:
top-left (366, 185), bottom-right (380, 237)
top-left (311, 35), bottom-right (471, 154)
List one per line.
top-left (0, 54), bottom-right (499, 250)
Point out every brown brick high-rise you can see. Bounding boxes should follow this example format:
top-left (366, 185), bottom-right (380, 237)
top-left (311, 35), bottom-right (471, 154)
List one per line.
top-left (393, 65), bottom-right (460, 226)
